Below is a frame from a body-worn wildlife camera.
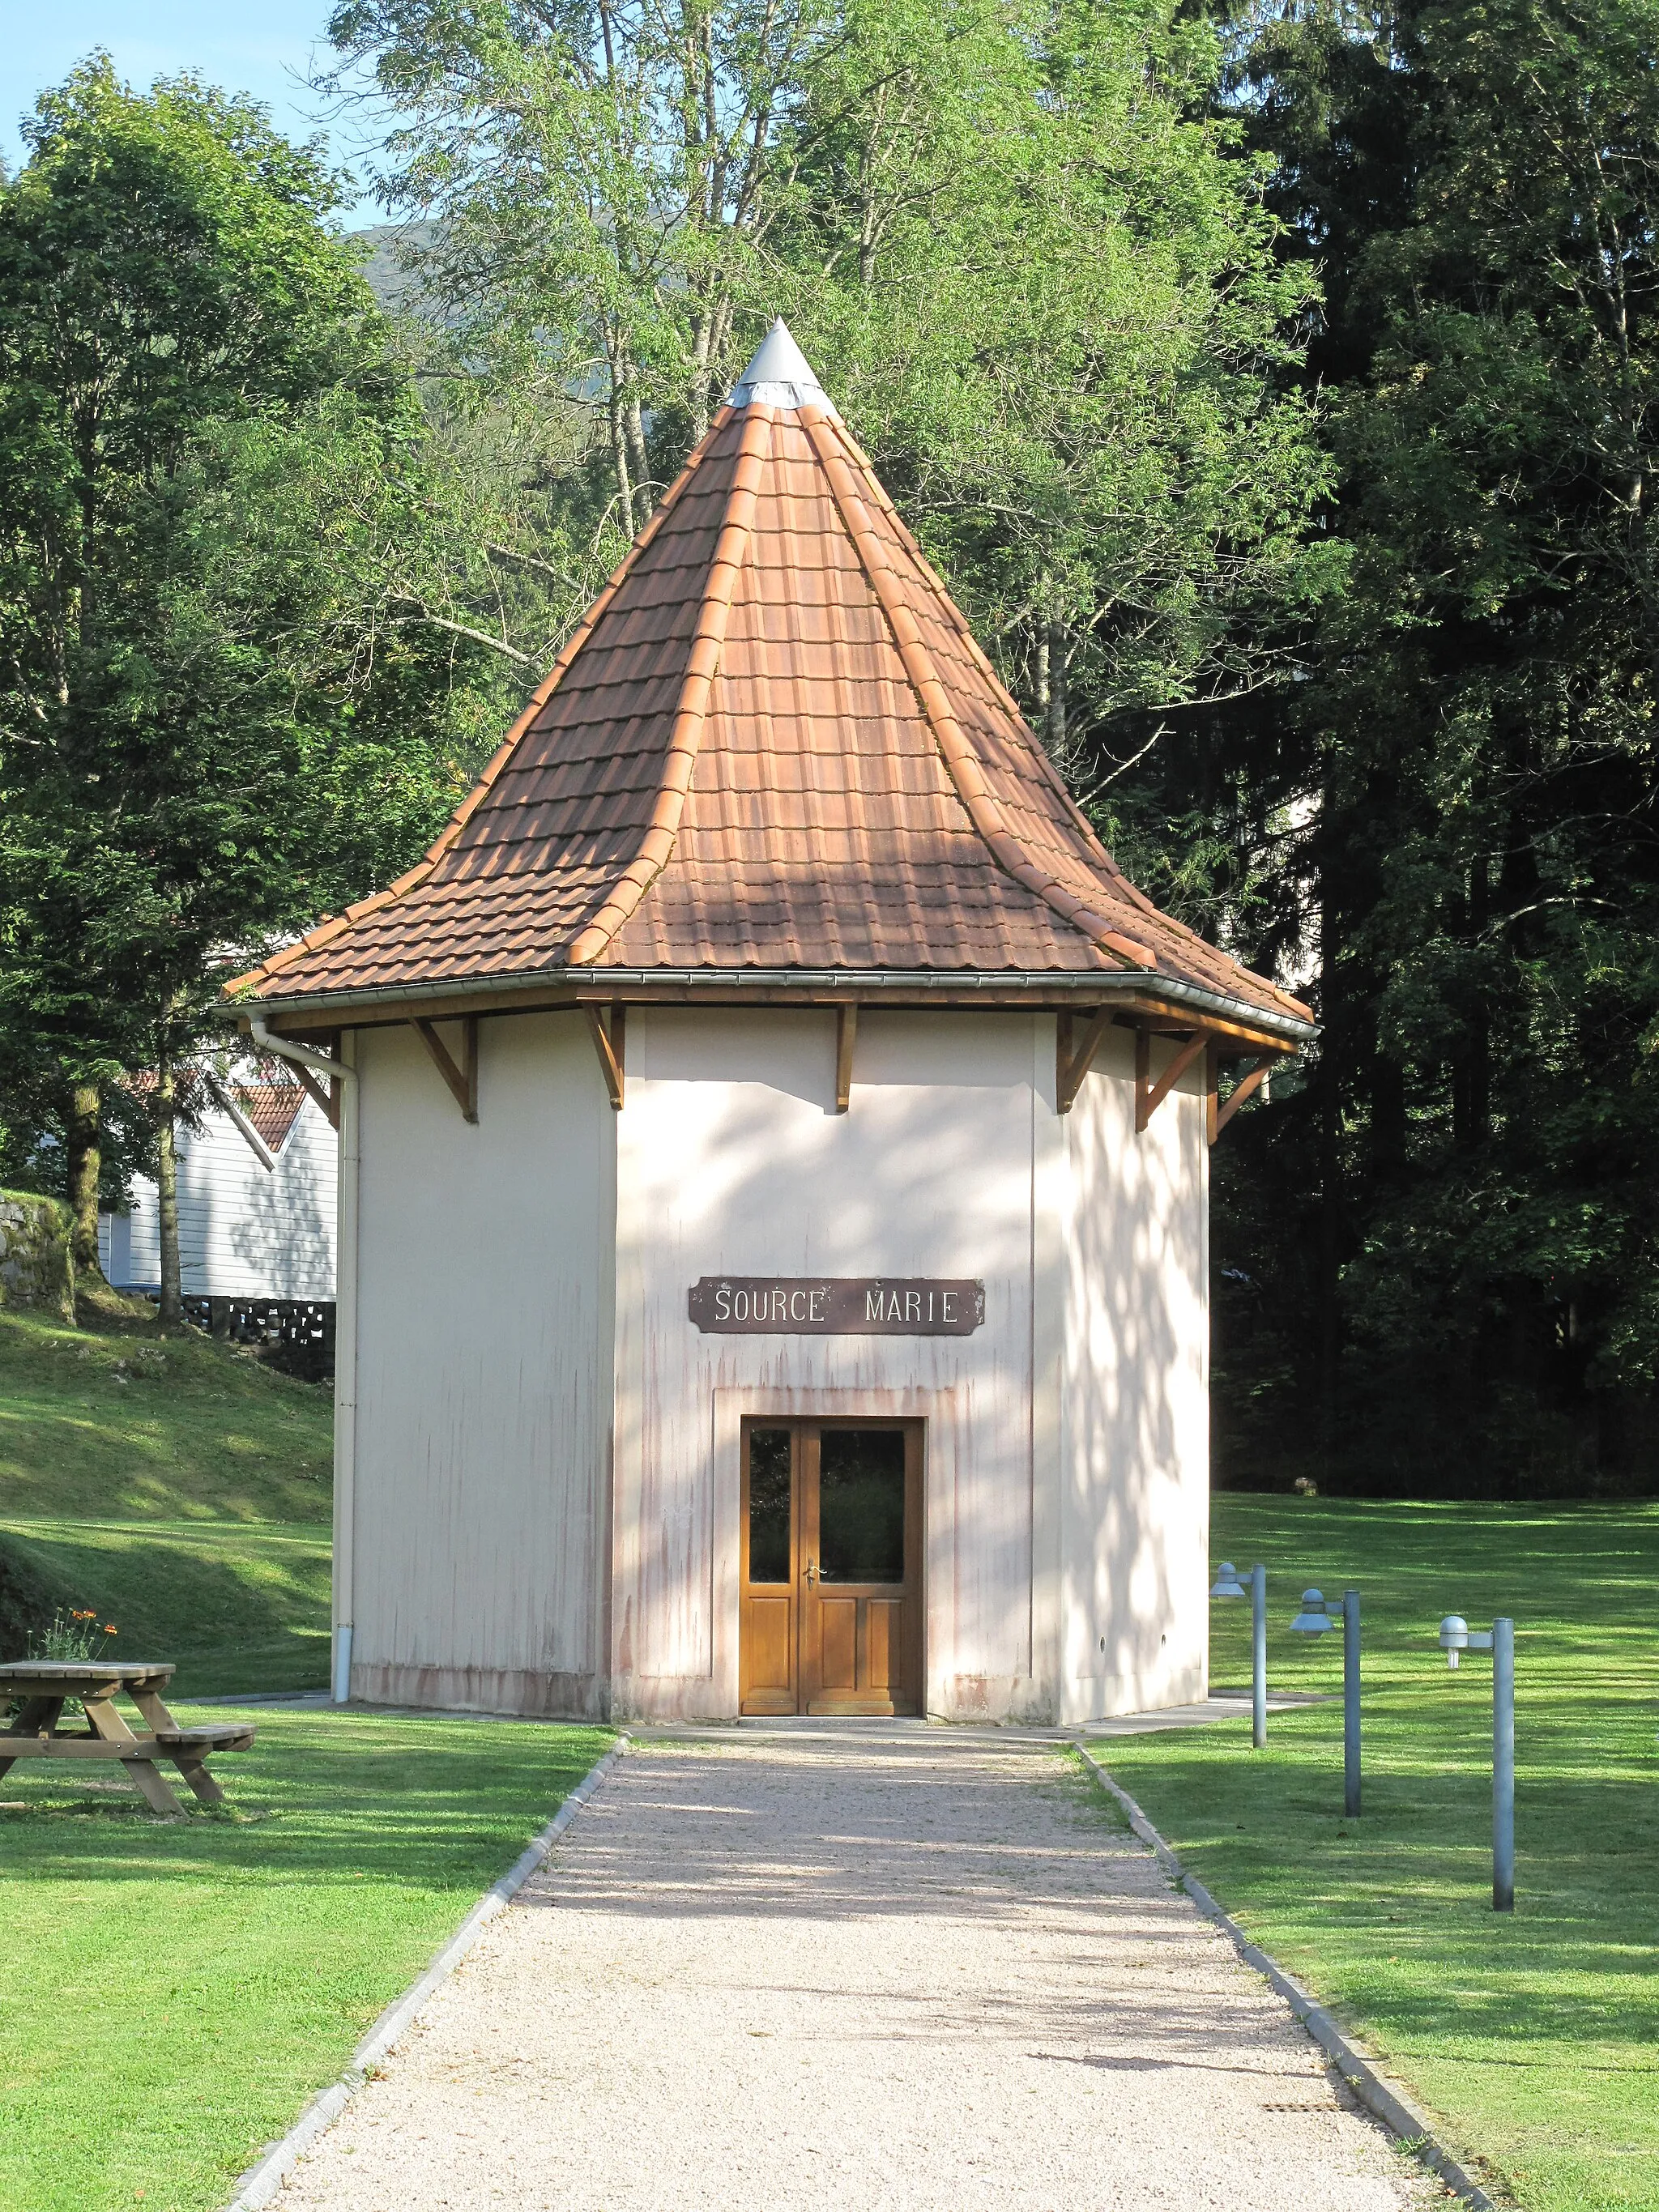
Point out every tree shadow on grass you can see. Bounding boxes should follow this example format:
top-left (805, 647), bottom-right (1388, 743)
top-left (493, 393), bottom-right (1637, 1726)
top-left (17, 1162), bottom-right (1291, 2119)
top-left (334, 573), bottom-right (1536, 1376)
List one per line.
top-left (1102, 1739), bottom-right (1659, 2069)
top-left (1, 1529), bottom-right (324, 1658)
top-left (1, 1713), bottom-right (616, 1898)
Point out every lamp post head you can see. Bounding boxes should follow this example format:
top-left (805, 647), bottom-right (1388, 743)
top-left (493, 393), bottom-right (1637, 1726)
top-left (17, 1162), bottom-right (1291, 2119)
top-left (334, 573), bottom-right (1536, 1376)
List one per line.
top-left (1290, 1588), bottom-right (1337, 1633)
top-left (1210, 1562), bottom-right (1247, 1599)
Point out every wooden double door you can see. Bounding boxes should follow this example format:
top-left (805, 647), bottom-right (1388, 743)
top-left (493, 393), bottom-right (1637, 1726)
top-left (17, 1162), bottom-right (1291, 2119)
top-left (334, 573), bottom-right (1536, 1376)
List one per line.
top-left (740, 1419), bottom-right (923, 1715)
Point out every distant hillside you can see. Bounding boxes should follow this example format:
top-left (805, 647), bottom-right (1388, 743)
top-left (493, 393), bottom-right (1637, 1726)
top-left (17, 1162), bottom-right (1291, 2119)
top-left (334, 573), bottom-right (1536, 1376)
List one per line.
top-left (0, 1306), bottom-right (331, 1524)
top-left (348, 220), bottom-right (440, 318)
top-left (0, 1306), bottom-right (334, 1690)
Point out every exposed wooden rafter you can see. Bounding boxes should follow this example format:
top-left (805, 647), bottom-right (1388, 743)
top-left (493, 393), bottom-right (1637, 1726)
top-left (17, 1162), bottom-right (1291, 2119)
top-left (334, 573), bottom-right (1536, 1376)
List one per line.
top-left (287, 1059), bottom-right (342, 1133)
top-left (1110, 995), bottom-right (1299, 1056)
top-left (412, 1016), bottom-right (479, 1123)
top-left (1213, 1057), bottom-right (1269, 1141)
top-left (834, 1004), bottom-right (857, 1113)
top-left (247, 979), bottom-right (1312, 1042)
top-left (1135, 1029), bottom-right (1209, 1134)
top-left (1056, 1009), bottom-right (1112, 1114)
top-left (584, 1004), bottom-right (625, 1110)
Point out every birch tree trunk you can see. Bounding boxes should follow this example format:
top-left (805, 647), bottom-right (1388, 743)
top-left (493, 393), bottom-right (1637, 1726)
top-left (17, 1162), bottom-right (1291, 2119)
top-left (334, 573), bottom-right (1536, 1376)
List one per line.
top-left (1047, 620), bottom-right (1068, 754)
top-left (625, 393), bottom-right (652, 528)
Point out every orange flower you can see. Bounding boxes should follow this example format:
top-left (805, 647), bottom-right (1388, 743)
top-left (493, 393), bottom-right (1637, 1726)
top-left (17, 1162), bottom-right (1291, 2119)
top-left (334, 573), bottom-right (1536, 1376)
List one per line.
top-left (103, 1624), bottom-right (117, 1634)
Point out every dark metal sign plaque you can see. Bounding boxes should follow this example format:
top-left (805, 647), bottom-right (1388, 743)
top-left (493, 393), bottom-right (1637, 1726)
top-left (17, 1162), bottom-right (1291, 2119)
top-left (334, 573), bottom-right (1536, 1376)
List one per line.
top-left (688, 1276), bottom-right (984, 1336)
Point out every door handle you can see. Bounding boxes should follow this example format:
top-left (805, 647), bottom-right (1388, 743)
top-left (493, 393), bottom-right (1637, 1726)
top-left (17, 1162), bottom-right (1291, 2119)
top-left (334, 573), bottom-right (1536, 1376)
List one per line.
top-left (804, 1558), bottom-right (818, 1587)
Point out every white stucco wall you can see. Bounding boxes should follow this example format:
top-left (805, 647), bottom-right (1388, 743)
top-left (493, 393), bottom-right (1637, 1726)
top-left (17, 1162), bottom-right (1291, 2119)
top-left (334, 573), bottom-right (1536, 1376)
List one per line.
top-left (1061, 1026), bottom-right (1211, 1721)
top-left (340, 1001), bottom-right (1211, 1724)
top-left (345, 1012), bottom-right (616, 1715)
top-left (102, 1091), bottom-right (337, 1299)
top-left (611, 1007), bottom-right (1049, 1723)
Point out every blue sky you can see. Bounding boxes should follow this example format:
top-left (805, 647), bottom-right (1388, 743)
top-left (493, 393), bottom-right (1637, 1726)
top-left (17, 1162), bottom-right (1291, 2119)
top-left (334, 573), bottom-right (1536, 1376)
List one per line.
top-left (0, 1), bottom-right (377, 213)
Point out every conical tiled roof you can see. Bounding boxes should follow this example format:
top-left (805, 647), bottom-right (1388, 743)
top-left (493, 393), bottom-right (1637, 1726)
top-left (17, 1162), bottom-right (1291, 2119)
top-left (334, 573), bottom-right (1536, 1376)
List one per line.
top-left (235, 324), bottom-right (1311, 1034)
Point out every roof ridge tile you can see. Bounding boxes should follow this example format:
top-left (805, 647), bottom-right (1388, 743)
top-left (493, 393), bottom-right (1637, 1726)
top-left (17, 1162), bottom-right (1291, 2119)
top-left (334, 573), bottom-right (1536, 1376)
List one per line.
top-left (566, 405), bottom-right (775, 965)
top-left (797, 406), bottom-right (1153, 973)
top-left (224, 406), bottom-right (730, 999)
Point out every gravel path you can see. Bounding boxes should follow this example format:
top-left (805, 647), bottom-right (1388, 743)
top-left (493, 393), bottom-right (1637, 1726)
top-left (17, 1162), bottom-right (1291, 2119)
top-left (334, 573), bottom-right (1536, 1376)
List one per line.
top-left (284, 1730), bottom-right (1432, 2211)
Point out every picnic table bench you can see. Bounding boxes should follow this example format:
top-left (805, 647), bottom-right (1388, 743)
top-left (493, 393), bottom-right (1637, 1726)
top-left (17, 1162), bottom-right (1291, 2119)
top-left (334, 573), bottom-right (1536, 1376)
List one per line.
top-left (0, 1661), bottom-right (254, 1814)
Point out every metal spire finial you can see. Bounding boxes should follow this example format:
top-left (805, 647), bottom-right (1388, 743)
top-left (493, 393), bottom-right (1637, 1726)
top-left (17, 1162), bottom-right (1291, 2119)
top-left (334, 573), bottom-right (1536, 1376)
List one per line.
top-left (726, 318), bottom-right (839, 416)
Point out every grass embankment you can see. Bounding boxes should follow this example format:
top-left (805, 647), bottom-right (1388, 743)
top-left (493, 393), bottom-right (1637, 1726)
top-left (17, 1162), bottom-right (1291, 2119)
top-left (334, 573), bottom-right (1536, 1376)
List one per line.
top-left (0, 1305), bottom-right (333, 1691)
top-left (0, 1709), bottom-right (612, 2212)
top-left (1093, 1497), bottom-right (1659, 2212)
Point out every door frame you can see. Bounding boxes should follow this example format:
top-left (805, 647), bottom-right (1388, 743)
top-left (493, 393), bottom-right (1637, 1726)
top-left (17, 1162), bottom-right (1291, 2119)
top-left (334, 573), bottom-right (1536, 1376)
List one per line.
top-left (736, 1412), bottom-right (928, 1717)
top-left (714, 1387), bottom-right (949, 1720)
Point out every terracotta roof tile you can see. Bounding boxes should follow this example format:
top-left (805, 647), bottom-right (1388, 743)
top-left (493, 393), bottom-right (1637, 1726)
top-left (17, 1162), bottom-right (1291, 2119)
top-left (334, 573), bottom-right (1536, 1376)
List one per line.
top-left (233, 333), bottom-right (1309, 1029)
top-left (236, 1083), bottom-right (307, 1151)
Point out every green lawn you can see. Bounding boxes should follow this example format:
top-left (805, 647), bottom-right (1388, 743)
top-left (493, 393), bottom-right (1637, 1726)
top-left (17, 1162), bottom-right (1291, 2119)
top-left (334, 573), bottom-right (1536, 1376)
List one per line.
top-left (1093, 1497), bottom-right (1659, 2212)
top-left (0, 1306), bottom-right (616, 2212)
top-left (0, 1707), bottom-right (613, 2212)
top-left (0, 1303), bottom-right (335, 1688)
top-left (0, 1304), bottom-right (333, 1524)
top-left (0, 1516), bottom-right (331, 1694)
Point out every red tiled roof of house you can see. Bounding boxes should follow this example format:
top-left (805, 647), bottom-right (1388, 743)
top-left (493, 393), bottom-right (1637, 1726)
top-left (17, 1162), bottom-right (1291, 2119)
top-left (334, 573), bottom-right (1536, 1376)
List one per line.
top-left (236, 1083), bottom-right (306, 1152)
top-left (232, 325), bottom-right (1310, 1032)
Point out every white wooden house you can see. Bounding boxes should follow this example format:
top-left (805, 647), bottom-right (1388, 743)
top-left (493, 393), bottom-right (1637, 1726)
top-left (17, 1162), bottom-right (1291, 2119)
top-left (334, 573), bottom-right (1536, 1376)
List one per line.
top-left (100, 1076), bottom-right (337, 1301)
top-left (231, 324), bottom-right (1312, 1725)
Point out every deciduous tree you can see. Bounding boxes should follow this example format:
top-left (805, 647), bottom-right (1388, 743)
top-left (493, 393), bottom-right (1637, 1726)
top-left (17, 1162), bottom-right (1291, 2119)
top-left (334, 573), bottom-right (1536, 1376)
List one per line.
top-left (0, 62), bottom-right (497, 1307)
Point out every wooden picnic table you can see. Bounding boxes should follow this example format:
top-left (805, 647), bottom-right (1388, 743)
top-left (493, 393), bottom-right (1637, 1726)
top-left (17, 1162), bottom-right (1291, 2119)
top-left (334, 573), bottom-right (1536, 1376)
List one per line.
top-left (0, 1661), bottom-right (254, 1815)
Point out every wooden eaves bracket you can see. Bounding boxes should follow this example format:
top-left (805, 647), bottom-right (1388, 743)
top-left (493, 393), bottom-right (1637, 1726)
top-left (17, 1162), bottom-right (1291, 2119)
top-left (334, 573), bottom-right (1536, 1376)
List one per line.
top-left (1134, 1028), bottom-right (1209, 1135)
top-left (284, 1049), bottom-right (343, 1133)
top-left (412, 1016), bottom-right (479, 1123)
top-left (1056, 1010), bottom-right (1112, 1114)
top-left (1210, 1055), bottom-right (1269, 1143)
top-left (1057, 1012), bottom-right (1275, 1142)
top-left (575, 1000), bottom-right (848, 1115)
top-left (583, 1004), bottom-right (625, 1110)
top-left (204, 1072), bottom-right (277, 1172)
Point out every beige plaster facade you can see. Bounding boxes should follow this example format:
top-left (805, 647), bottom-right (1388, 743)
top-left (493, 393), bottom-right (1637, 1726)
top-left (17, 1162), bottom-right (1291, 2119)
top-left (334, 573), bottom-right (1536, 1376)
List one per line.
top-left (333, 1006), bottom-right (1209, 1725)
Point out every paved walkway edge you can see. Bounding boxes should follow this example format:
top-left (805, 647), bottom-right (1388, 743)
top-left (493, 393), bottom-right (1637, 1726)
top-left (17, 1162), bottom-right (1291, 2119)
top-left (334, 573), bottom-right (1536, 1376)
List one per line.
top-left (1077, 1748), bottom-right (1497, 2212)
top-left (222, 1732), bottom-right (633, 2212)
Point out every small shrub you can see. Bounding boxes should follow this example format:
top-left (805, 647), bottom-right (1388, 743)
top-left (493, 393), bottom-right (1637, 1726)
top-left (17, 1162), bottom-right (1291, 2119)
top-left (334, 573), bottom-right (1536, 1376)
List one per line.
top-left (28, 1607), bottom-right (118, 1663)
top-left (14, 1609), bottom-right (118, 1720)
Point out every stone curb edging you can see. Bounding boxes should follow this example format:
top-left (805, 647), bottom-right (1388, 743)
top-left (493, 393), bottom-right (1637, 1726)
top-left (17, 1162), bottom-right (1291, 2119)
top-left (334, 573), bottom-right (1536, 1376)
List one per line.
top-left (224, 1732), bottom-right (632, 2211)
top-left (1077, 1747), bottom-right (1499, 2212)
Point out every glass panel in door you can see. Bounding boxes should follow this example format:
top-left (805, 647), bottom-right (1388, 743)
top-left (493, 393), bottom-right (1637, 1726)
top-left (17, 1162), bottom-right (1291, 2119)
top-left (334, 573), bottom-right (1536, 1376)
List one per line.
top-left (740, 1426), bottom-right (798, 1714)
top-left (817, 1429), bottom-right (906, 1582)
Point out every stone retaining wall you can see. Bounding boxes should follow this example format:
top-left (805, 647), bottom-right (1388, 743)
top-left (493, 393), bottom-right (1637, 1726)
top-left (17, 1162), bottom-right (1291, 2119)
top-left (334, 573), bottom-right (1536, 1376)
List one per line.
top-left (0, 1189), bottom-right (74, 1322)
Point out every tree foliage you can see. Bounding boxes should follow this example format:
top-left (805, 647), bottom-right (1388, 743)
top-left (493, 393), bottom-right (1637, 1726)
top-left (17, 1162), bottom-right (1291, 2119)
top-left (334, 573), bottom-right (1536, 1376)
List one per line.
top-left (328, 0), bottom-right (1334, 744)
top-left (1198, 0), bottom-right (1659, 1493)
top-left (0, 61), bottom-right (501, 1281)
top-left (778, 0), bottom-right (1340, 758)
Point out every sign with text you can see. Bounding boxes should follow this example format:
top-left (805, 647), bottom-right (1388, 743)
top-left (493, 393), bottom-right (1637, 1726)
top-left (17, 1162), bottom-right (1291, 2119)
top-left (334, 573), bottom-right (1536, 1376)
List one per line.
top-left (687, 1276), bottom-right (984, 1336)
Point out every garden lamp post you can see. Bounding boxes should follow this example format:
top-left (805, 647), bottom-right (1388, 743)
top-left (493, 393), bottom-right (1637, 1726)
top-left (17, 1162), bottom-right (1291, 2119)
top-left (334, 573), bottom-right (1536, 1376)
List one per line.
top-left (1290, 1588), bottom-right (1362, 1818)
top-left (1212, 1562), bottom-right (1268, 1749)
top-left (1437, 1613), bottom-right (1516, 1912)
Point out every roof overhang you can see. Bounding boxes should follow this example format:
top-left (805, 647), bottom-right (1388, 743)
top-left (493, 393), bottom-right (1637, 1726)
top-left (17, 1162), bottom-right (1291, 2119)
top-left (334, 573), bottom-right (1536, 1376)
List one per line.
top-left (231, 964), bottom-right (1314, 1056)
